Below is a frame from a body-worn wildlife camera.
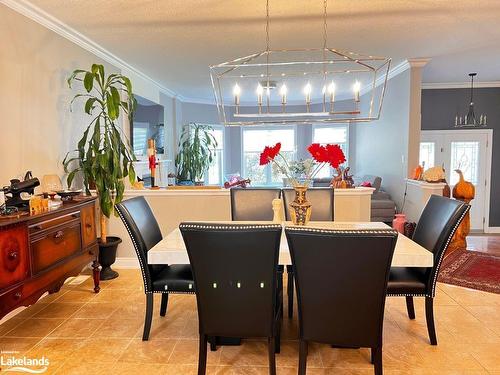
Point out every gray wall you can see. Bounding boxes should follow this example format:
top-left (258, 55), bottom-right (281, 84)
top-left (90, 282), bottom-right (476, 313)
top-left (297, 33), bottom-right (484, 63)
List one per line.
top-left (422, 88), bottom-right (500, 226)
top-left (352, 70), bottom-right (412, 209)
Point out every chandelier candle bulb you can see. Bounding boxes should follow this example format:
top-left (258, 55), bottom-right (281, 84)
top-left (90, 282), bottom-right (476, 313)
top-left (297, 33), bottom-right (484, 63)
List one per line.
top-left (304, 82), bottom-right (312, 111)
top-left (353, 81), bottom-right (361, 102)
top-left (256, 84), bottom-right (263, 113)
top-left (233, 83), bottom-right (241, 114)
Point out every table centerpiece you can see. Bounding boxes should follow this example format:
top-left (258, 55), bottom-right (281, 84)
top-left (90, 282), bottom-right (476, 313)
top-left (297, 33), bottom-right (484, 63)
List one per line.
top-left (259, 142), bottom-right (346, 225)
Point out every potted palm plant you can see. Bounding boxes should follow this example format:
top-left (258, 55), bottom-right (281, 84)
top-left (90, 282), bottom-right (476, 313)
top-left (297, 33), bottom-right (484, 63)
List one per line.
top-left (175, 123), bottom-right (217, 185)
top-left (63, 64), bottom-right (137, 280)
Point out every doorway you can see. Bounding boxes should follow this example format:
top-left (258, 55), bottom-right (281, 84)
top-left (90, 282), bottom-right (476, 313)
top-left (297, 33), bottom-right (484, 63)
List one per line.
top-left (420, 129), bottom-right (493, 232)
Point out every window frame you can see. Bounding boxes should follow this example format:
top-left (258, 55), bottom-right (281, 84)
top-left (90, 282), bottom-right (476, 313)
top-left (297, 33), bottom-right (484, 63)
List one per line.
top-left (311, 123), bottom-right (350, 178)
top-left (201, 124), bottom-right (225, 186)
top-left (241, 125), bottom-right (297, 186)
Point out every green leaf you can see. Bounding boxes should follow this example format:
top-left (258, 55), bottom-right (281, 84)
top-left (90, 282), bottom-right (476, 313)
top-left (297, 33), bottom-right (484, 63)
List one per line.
top-left (106, 92), bottom-right (117, 120)
top-left (84, 98), bottom-right (97, 115)
top-left (110, 86), bottom-right (121, 109)
top-left (83, 72), bottom-right (94, 92)
top-left (67, 69), bottom-right (86, 88)
top-left (67, 169), bottom-right (79, 188)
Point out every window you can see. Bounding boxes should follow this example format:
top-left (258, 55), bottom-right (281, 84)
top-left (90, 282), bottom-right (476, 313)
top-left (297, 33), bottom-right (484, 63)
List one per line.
top-left (132, 122), bottom-right (149, 156)
top-left (419, 142), bottom-right (435, 169)
top-left (206, 125), bottom-right (224, 185)
top-left (242, 126), bottom-right (296, 186)
top-left (312, 124), bottom-right (349, 177)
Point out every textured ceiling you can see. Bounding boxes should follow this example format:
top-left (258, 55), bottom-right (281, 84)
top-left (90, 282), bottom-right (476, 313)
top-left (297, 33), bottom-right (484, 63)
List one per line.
top-left (27, 0), bottom-right (500, 101)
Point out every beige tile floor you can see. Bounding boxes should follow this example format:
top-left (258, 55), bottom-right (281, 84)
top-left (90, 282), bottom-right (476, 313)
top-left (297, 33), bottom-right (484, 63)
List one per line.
top-left (0, 269), bottom-right (499, 374)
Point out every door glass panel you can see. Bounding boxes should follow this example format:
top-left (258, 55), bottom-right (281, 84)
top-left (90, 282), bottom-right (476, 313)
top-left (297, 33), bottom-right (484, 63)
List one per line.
top-left (450, 141), bottom-right (479, 186)
top-left (419, 142), bottom-right (435, 169)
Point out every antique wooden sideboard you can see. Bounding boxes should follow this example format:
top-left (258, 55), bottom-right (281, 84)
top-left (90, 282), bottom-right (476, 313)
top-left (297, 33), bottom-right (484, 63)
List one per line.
top-left (0, 196), bottom-right (99, 320)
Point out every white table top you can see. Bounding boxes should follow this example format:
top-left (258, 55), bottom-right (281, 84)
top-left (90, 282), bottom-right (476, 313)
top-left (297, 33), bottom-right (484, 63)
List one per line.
top-left (148, 221), bottom-right (433, 268)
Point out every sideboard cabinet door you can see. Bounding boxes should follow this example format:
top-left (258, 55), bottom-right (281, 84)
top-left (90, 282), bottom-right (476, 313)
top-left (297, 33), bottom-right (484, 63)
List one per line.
top-left (0, 225), bottom-right (30, 290)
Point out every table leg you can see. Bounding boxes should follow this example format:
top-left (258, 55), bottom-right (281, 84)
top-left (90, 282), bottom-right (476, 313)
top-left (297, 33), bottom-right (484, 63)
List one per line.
top-left (92, 259), bottom-right (100, 293)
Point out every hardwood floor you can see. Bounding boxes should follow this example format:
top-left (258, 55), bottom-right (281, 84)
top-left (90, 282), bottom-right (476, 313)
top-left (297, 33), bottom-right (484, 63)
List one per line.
top-left (467, 235), bottom-right (500, 256)
top-left (0, 269), bottom-right (499, 374)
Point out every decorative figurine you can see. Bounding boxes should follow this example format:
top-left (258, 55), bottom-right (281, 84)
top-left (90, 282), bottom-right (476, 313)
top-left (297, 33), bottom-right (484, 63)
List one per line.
top-left (147, 138), bottom-right (160, 189)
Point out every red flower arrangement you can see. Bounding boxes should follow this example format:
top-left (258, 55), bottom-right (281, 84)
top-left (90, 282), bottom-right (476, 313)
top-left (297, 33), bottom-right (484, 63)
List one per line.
top-left (258, 141), bottom-right (346, 186)
top-left (259, 142), bottom-right (282, 165)
top-left (307, 143), bottom-right (346, 169)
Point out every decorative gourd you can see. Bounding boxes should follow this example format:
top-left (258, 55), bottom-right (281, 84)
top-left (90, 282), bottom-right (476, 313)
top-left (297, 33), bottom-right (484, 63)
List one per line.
top-left (422, 166), bottom-right (445, 182)
top-left (452, 169), bottom-right (475, 201)
top-left (412, 164), bottom-right (424, 180)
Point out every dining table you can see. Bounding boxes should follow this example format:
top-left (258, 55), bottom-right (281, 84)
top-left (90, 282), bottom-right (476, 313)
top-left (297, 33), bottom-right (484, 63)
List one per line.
top-left (148, 221), bottom-right (433, 267)
top-left (148, 221), bottom-right (433, 347)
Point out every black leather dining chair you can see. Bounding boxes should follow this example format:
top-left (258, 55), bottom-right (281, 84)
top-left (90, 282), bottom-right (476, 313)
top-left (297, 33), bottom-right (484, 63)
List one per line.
top-left (115, 196), bottom-right (195, 341)
top-left (230, 187), bottom-right (282, 221)
top-left (230, 187), bottom-right (284, 315)
top-left (387, 195), bottom-right (470, 345)
top-left (282, 187), bottom-right (334, 318)
top-left (285, 227), bottom-right (398, 375)
top-left (180, 223), bottom-right (283, 375)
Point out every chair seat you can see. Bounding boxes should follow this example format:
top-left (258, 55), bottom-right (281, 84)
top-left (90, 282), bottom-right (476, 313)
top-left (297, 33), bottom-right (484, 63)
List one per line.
top-left (387, 267), bottom-right (428, 295)
top-left (150, 264), bottom-right (195, 293)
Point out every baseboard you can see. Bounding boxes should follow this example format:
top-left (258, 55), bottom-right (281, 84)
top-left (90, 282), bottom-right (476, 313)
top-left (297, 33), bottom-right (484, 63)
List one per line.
top-left (114, 257), bottom-right (140, 269)
top-left (485, 227), bottom-right (500, 234)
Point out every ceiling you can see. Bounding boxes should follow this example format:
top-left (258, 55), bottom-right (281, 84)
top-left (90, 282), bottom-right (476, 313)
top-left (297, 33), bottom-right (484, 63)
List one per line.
top-left (27, 0), bottom-right (500, 102)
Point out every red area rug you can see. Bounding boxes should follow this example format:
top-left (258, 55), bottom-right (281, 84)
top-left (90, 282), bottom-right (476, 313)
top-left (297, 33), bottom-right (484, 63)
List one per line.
top-left (439, 250), bottom-right (500, 294)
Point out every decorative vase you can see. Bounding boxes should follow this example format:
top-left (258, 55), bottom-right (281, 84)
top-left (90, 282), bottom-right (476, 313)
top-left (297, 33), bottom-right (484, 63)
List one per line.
top-left (289, 185), bottom-right (312, 226)
top-left (392, 213), bottom-right (406, 234)
top-left (98, 236), bottom-right (122, 280)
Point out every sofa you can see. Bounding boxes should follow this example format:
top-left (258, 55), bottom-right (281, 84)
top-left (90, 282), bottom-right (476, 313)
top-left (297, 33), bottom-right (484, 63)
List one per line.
top-left (313, 174), bottom-right (396, 223)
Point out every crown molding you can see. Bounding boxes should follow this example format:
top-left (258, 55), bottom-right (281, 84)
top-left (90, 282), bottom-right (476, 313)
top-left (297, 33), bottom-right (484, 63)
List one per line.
top-left (407, 58), bottom-right (431, 68)
top-left (1, 0), bottom-right (181, 99)
top-left (422, 81), bottom-right (500, 89)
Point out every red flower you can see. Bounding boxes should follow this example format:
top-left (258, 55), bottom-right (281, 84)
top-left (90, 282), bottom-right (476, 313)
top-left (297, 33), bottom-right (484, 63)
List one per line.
top-left (259, 142), bottom-right (282, 165)
top-left (325, 144), bottom-right (346, 168)
top-left (307, 143), bottom-right (328, 162)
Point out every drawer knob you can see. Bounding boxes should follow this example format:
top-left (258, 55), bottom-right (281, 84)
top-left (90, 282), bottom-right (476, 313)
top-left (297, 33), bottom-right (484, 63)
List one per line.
top-left (54, 230), bottom-right (64, 239)
top-left (85, 223), bottom-right (92, 229)
top-left (8, 251), bottom-right (18, 261)
top-left (14, 292), bottom-right (22, 300)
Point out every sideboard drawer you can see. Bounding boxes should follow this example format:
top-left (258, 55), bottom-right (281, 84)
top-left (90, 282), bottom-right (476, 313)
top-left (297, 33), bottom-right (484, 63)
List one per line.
top-left (31, 222), bottom-right (82, 274)
top-left (29, 211), bottom-right (80, 235)
top-left (0, 225), bottom-right (30, 290)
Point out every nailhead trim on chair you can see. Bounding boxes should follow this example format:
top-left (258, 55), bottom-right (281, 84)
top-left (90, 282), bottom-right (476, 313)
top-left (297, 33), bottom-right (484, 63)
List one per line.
top-left (117, 205), bottom-right (195, 295)
top-left (387, 204), bottom-right (470, 299)
top-left (285, 227), bottom-right (398, 235)
top-left (429, 205), bottom-right (470, 297)
top-left (180, 223), bottom-right (282, 230)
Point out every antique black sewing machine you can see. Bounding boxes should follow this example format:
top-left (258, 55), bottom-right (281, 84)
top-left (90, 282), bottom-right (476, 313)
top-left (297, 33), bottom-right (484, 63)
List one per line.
top-left (2, 174), bottom-right (40, 211)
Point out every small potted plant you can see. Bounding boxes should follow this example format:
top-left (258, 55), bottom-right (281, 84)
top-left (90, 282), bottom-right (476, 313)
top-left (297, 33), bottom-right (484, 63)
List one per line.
top-left (63, 64), bottom-right (137, 280)
top-left (175, 123), bottom-right (217, 185)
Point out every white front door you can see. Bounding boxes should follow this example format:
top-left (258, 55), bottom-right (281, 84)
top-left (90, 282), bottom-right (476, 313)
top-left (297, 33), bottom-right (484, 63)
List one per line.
top-left (420, 129), bottom-right (492, 231)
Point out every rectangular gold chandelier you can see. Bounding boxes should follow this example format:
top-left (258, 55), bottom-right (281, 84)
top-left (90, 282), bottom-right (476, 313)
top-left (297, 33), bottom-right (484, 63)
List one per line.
top-left (210, 48), bottom-right (391, 126)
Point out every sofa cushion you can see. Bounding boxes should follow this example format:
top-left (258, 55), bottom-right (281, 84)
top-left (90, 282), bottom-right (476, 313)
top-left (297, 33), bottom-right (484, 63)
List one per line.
top-left (372, 199), bottom-right (396, 210)
top-left (353, 175), bottom-right (382, 192)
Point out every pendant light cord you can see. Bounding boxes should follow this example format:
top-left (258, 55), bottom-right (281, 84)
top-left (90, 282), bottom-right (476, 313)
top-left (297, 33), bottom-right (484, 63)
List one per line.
top-left (265, 0), bottom-right (270, 111)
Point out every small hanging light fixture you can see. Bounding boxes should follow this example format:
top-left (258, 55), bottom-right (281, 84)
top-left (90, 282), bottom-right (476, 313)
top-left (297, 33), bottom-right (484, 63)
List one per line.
top-left (455, 73), bottom-right (487, 128)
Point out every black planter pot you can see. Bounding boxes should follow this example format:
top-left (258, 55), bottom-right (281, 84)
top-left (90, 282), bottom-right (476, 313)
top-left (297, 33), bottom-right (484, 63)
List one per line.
top-left (98, 236), bottom-right (122, 280)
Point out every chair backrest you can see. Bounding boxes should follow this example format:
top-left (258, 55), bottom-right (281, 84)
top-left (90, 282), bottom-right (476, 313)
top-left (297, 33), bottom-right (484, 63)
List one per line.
top-left (412, 195), bottom-right (470, 294)
top-left (282, 187), bottom-right (334, 221)
top-left (115, 196), bottom-right (163, 291)
top-left (230, 188), bottom-right (281, 221)
top-left (180, 223), bottom-right (282, 338)
top-left (285, 227), bottom-right (397, 348)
